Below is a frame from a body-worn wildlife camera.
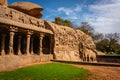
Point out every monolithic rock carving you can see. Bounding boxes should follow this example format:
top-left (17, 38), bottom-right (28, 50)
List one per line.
top-left (0, 0), bottom-right (98, 71)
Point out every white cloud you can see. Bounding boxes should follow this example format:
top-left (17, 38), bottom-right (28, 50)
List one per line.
top-left (57, 5), bottom-right (82, 19)
top-left (84, 0), bottom-right (120, 33)
top-left (58, 7), bottom-right (73, 15)
top-left (44, 0), bottom-right (120, 33)
top-left (74, 5), bottom-right (82, 12)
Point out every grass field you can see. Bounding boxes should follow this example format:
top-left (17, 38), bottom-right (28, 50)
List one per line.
top-left (0, 63), bottom-right (90, 80)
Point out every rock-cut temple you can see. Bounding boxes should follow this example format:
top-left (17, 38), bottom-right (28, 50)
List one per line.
top-left (0, 0), bottom-right (97, 71)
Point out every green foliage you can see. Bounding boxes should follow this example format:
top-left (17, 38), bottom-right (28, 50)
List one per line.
top-left (96, 38), bottom-right (120, 54)
top-left (0, 63), bottom-right (90, 80)
top-left (53, 17), bottom-right (72, 27)
top-left (77, 22), bottom-right (94, 36)
top-left (105, 53), bottom-right (120, 56)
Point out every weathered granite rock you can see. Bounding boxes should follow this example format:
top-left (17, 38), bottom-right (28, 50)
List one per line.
top-left (45, 21), bottom-right (97, 62)
top-left (0, 0), bottom-right (7, 6)
top-left (0, 1), bottom-right (98, 71)
top-left (9, 2), bottom-right (43, 18)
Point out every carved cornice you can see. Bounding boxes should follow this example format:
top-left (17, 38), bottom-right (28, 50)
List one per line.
top-left (0, 5), bottom-right (53, 34)
top-left (26, 29), bottom-right (33, 35)
top-left (9, 26), bottom-right (18, 32)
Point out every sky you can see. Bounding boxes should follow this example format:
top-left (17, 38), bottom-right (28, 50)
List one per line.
top-left (8, 0), bottom-right (120, 33)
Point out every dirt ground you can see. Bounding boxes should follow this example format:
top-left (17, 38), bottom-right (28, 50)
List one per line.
top-left (21, 62), bottom-right (120, 80)
top-left (71, 64), bottom-right (120, 80)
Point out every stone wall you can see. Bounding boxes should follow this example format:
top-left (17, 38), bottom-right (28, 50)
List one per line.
top-left (0, 54), bottom-right (53, 72)
top-left (97, 55), bottom-right (120, 63)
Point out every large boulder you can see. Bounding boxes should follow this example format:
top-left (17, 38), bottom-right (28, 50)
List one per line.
top-left (9, 2), bottom-right (43, 18)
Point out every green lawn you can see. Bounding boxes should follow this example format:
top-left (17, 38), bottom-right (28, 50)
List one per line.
top-left (105, 53), bottom-right (120, 56)
top-left (0, 63), bottom-right (90, 80)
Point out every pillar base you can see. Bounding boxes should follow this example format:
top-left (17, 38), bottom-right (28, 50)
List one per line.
top-left (18, 51), bottom-right (22, 55)
top-left (9, 52), bottom-right (14, 55)
top-left (40, 53), bottom-right (43, 56)
top-left (26, 52), bottom-right (30, 55)
top-left (31, 51), bottom-right (34, 55)
top-left (1, 50), bottom-right (5, 56)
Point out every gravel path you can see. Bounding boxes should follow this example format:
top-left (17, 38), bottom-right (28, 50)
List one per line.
top-left (71, 64), bottom-right (120, 80)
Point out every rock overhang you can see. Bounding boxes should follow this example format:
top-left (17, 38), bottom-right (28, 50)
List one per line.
top-left (9, 2), bottom-right (43, 18)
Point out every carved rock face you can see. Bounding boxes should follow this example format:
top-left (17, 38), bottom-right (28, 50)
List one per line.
top-left (45, 21), bottom-right (97, 62)
top-left (0, 0), bottom-right (7, 6)
top-left (9, 2), bottom-right (43, 18)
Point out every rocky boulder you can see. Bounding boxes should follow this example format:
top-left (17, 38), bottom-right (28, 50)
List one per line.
top-left (9, 2), bottom-right (43, 18)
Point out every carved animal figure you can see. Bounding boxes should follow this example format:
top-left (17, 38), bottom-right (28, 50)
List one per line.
top-left (83, 48), bottom-right (97, 62)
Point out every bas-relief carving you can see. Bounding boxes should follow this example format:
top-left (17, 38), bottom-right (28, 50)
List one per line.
top-left (0, 3), bottom-right (97, 63)
top-left (0, 6), bottom-right (48, 31)
top-left (0, 1), bottom-right (98, 72)
top-left (50, 23), bottom-right (97, 62)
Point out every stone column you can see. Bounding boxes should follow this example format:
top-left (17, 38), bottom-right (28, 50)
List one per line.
top-left (30, 37), bottom-right (34, 55)
top-left (39, 33), bottom-right (44, 55)
top-left (1, 34), bottom-right (6, 56)
top-left (9, 31), bottom-right (15, 55)
top-left (17, 36), bottom-right (22, 55)
top-left (26, 34), bottom-right (31, 55)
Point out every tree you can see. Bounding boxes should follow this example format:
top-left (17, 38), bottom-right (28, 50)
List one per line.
top-left (77, 22), bottom-right (94, 36)
top-left (53, 17), bottom-right (72, 27)
top-left (92, 33), bottom-right (104, 42)
top-left (96, 39), bottom-right (109, 53)
top-left (105, 33), bottom-right (120, 42)
top-left (54, 17), bottom-right (64, 25)
top-left (96, 33), bottom-right (120, 54)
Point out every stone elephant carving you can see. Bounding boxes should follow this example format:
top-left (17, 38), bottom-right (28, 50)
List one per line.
top-left (82, 48), bottom-right (97, 62)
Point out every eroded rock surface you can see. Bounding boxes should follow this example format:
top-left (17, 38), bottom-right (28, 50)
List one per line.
top-left (0, 0), bottom-right (7, 6)
top-left (0, 1), bottom-right (98, 71)
top-left (9, 2), bottom-right (43, 18)
top-left (45, 21), bottom-right (97, 62)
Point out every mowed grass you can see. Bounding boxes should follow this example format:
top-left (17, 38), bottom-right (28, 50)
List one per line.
top-left (0, 63), bottom-right (90, 80)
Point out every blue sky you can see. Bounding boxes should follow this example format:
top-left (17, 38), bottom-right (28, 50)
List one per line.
top-left (8, 0), bottom-right (120, 33)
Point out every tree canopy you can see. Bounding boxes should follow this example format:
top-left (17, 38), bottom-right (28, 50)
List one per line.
top-left (53, 17), bottom-right (72, 27)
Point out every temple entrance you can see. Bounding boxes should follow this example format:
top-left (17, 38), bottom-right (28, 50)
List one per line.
top-left (31, 35), bottom-right (39, 55)
top-left (21, 34), bottom-right (26, 54)
top-left (42, 35), bottom-right (51, 54)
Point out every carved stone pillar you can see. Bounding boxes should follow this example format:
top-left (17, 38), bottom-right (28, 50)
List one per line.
top-left (1, 34), bottom-right (6, 56)
top-left (39, 33), bottom-right (44, 55)
top-left (26, 30), bottom-right (33, 55)
top-left (8, 26), bottom-right (17, 55)
top-left (26, 34), bottom-right (31, 55)
top-left (17, 36), bottom-right (22, 55)
top-left (9, 31), bottom-right (15, 55)
top-left (30, 37), bottom-right (34, 55)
